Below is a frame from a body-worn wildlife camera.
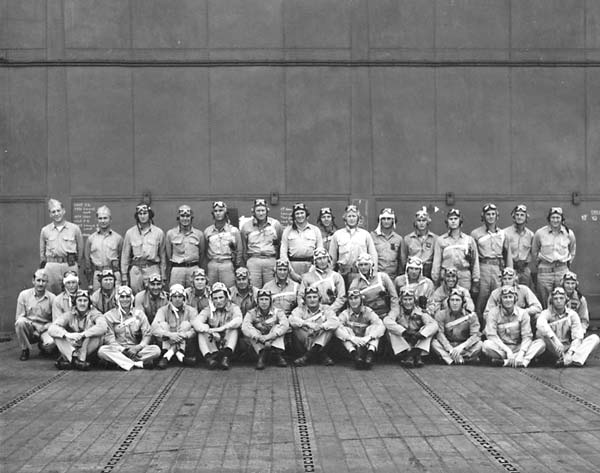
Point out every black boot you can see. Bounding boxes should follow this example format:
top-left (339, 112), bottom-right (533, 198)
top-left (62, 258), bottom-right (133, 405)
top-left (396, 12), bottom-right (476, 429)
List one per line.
top-left (206, 352), bottom-right (220, 370)
top-left (20, 349), bottom-right (30, 361)
top-left (413, 349), bottom-right (424, 368)
top-left (364, 349), bottom-right (375, 370)
top-left (273, 348), bottom-right (288, 367)
top-left (220, 348), bottom-right (232, 370)
top-left (256, 349), bottom-right (268, 370)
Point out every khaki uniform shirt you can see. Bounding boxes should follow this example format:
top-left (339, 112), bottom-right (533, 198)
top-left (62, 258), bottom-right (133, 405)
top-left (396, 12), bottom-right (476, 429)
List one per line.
top-left (103, 307), bottom-right (152, 346)
top-left (15, 288), bottom-right (55, 327)
top-left (204, 223), bottom-right (243, 266)
top-left (40, 221), bottom-right (83, 261)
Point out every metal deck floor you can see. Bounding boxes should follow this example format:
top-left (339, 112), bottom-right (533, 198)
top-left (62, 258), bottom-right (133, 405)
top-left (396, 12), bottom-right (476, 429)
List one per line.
top-left (1, 338), bottom-right (599, 473)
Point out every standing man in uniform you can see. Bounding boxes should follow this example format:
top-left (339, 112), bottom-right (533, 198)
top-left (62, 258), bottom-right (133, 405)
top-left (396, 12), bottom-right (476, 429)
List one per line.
top-left (329, 204), bottom-right (378, 283)
top-left (121, 203), bottom-right (167, 294)
top-left (503, 204), bottom-right (534, 288)
top-left (298, 248), bottom-right (346, 314)
top-left (40, 199), bottom-right (83, 294)
top-left (371, 208), bottom-right (403, 280)
top-left (204, 201), bottom-right (243, 288)
top-left (166, 205), bottom-right (205, 288)
top-left (316, 207), bottom-right (338, 252)
top-left (401, 209), bottom-right (437, 279)
top-left (90, 268), bottom-right (118, 314)
top-left (471, 203), bottom-right (512, 319)
top-left (241, 199), bottom-right (283, 288)
top-left (432, 208), bottom-right (480, 292)
top-left (134, 272), bottom-right (168, 325)
top-left (84, 205), bottom-right (122, 292)
top-left (15, 269), bottom-right (56, 360)
top-left (280, 202), bottom-right (323, 282)
top-left (193, 282), bottom-right (243, 370)
top-left (98, 285), bottom-right (161, 370)
top-left (532, 207), bottom-right (576, 307)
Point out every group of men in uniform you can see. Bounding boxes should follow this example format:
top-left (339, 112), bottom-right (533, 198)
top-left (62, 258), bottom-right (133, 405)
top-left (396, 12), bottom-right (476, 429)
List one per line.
top-left (14, 197), bottom-right (598, 371)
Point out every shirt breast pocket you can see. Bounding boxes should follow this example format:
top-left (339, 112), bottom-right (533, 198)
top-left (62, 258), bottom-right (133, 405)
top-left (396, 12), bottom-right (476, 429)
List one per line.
top-left (62, 235), bottom-right (77, 252)
top-left (172, 236), bottom-right (185, 254)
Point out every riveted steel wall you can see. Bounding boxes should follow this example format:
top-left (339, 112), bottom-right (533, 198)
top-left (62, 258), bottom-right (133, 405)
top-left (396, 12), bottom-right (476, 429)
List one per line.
top-left (2, 0), bottom-right (600, 332)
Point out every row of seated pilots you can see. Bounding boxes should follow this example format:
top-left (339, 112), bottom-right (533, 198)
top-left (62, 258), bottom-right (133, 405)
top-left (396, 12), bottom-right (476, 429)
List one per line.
top-left (16, 251), bottom-right (599, 371)
top-left (40, 197), bottom-right (581, 318)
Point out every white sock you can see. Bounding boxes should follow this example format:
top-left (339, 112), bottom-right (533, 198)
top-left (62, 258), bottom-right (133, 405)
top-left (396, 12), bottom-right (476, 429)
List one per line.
top-left (175, 351), bottom-right (185, 363)
top-left (133, 361), bottom-right (144, 369)
top-left (164, 349), bottom-right (174, 360)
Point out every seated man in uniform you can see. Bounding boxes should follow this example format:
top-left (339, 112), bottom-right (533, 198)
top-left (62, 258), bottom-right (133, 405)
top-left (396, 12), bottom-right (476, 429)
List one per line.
top-left (52, 270), bottom-right (80, 320)
top-left (242, 289), bottom-right (289, 370)
top-left (134, 272), bottom-right (168, 325)
top-left (262, 259), bottom-right (299, 317)
top-left (384, 287), bottom-right (438, 368)
top-left (394, 257), bottom-right (434, 312)
top-left (431, 289), bottom-right (482, 365)
top-left (289, 286), bottom-right (339, 366)
top-left (185, 268), bottom-right (211, 314)
top-left (193, 282), bottom-right (243, 370)
top-left (552, 272), bottom-right (590, 334)
top-left (15, 269), bottom-right (56, 361)
top-left (48, 290), bottom-right (107, 370)
top-left (335, 288), bottom-right (385, 369)
top-left (483, 267), bottom-right (541, 330)
top-left (531, 287), bottom-right (599, 367)
top-left (90, 268), bottom-right (118, 314)
top-left (348, 252), bottom-right (399, 321)
top-left (98, 285), bottom-right (160, 370)
top-left (298, 248), bottom-right (346, 314)
top-left (229, 267), bottom-right (259, 316)
top-left (428, 267), bottom-right (474, 316)
top-left (483, 285), bottom-right (538, 367)
top-left (152, 284), bottom-right (197, 369)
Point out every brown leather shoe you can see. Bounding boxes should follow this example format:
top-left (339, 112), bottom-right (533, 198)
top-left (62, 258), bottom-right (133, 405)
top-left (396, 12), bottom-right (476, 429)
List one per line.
top-left (20, 349), bottom-right (30, 361)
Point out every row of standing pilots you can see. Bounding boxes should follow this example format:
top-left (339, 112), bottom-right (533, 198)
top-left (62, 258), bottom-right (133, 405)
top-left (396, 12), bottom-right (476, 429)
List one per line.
top-left (16, 198), bottom-right (598, 369)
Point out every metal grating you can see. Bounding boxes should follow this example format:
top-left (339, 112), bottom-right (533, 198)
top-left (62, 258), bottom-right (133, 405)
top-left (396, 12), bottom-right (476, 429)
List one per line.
top-left (100, 368), bottom-right (184, 472)
top-left (519, 369), bottom-right (600, 415)
top-left (405, 369), bottom-right (521, 473)
top-left (291, 366), bottom-right (316, 473)
top-left (0, 371), bottom-right (69, 414)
